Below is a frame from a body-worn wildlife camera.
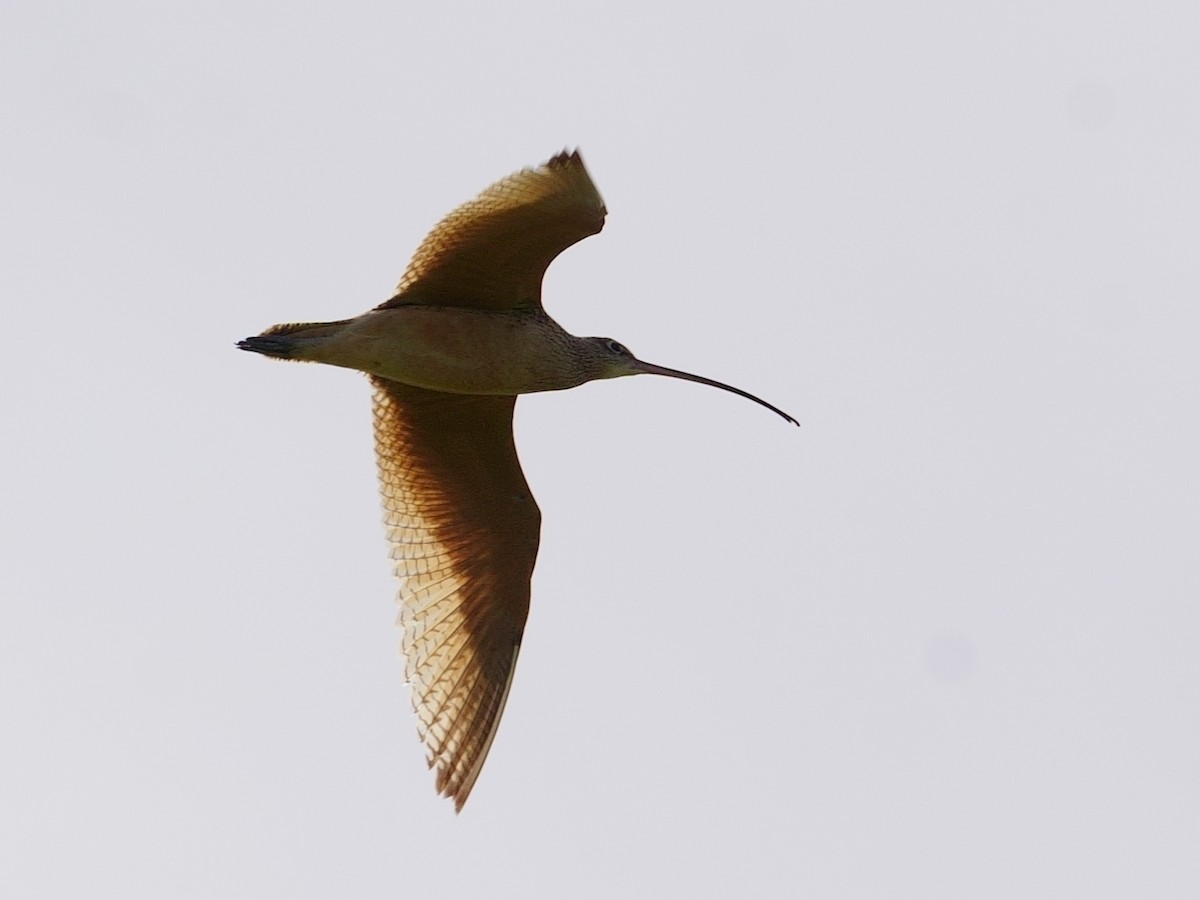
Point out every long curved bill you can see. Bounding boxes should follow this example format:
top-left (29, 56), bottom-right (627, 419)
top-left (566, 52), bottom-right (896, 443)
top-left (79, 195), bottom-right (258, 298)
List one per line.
top-left (632, 360), bottom-right (798, 425)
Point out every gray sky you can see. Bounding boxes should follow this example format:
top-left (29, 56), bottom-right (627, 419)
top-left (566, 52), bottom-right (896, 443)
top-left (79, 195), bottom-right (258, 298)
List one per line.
top-left (3, 1), bottom-right (1198, 897)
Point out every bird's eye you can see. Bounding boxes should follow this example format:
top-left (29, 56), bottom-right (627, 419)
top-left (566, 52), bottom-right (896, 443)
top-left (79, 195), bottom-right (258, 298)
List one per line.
top-left (605, 340), bottom-right (629, 355)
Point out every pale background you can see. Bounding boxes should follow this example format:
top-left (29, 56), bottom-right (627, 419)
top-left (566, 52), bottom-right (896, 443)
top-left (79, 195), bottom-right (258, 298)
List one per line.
top-left (2, 1), bottom-right (1198, 897)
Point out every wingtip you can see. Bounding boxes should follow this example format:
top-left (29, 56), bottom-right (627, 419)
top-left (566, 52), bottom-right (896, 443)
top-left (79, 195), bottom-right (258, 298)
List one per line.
top-left (546, 147), bottom-right (585, 169)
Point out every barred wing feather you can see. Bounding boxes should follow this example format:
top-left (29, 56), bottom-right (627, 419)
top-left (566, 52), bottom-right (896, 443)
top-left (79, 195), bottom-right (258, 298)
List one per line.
top-left (370, 376), bottom-right (541, 810)
top-left (380, 150), bottom-right (606, 311)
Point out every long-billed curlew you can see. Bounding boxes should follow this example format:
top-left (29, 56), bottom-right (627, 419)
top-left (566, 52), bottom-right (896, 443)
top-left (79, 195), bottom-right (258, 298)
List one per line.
top-left (239, 150), bottom-right (796, 811)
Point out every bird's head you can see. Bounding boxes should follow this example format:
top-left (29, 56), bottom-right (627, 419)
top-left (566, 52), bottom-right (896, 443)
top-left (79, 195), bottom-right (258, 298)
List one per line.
top-left (583, 337), bottom-right (642, 379)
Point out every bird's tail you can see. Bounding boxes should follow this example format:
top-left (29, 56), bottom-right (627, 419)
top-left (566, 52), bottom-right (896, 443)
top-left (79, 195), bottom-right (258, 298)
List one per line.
top-left (237, 319), bottom-right (353, 360)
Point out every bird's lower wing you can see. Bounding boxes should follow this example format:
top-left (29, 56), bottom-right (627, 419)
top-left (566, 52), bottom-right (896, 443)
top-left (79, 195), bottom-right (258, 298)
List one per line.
top-left (370, 377), bottom-right (541, 811)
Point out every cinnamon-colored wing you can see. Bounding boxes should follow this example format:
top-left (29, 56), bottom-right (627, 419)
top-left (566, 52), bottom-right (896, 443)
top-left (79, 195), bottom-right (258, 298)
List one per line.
top-left (370, 376), bottom-right (541, 810)
top-left (379, 150), bottom-right (606, 311)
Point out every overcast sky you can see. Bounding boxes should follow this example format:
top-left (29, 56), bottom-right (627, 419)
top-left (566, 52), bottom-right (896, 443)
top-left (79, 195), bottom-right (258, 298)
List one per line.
top-left (3, 1), bottom-right (1198, 897)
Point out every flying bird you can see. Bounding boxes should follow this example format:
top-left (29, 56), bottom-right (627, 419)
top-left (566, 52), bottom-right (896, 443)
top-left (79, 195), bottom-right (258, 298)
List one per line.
top-left (239, 150), bottom-right (796, 810)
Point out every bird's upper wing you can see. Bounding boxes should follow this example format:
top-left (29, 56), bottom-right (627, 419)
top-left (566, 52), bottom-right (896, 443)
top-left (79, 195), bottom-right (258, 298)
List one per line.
top-left (370, 376), bottom-right (541, 811)
top-left (379, 150), bottom-right (606, 311)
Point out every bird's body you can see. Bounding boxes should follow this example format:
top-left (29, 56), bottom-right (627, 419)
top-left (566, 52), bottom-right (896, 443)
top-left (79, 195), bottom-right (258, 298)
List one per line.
top-left (240, 150), bottom-right (795, 811)
top-left (246, 305), bottom-right (603, 395)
